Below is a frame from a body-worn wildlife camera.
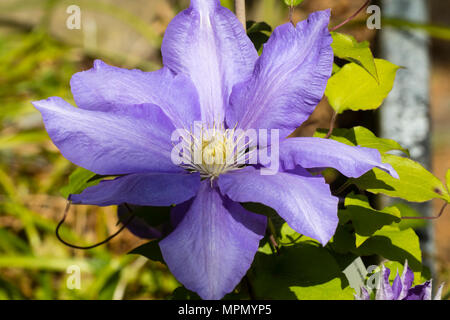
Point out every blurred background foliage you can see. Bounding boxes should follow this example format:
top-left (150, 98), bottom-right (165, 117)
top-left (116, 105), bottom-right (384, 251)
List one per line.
top-left (0, 0), bottom-right (449, 299)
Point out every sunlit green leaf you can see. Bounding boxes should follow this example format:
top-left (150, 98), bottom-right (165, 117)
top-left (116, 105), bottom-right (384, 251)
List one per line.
top-left (252, 243), bottom-right (353, 299)
top-left (351, 154), bottom-right (450, 202)
top-left (314, 126), bottom-right (409, 156)
top-left (60, 167), bottom-right (102, 198)
top-left (354, 226), bottom-right (422, 271)
top-left (283, 0), bottom-right (305, 6)
top-left (446, 169), bottom-right (450, 194)
top-left (325, 59), bottom-right (400, 114)
top-left (290, 278), bottom-right (354, 300)
top-left (331, 32), bottom-right (378, 81)
top-left (332, 63), bottom-right (341, 75)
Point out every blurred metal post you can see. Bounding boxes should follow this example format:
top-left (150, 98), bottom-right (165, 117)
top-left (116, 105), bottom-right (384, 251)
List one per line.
top-left (379, 0), bottom-right (435, 277)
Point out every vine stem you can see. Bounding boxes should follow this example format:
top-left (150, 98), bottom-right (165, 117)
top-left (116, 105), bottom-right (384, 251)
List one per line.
top-left (289, 6), bottom-right (295, 26)
top-left (325, 111), bottom-right (337, 139)
top-left (334, 179), bottom-right (352, 195)
top-left (329, 0), bottom-right (371, 32)
top-left (402, 202), bottom-right (448, 220)
top-left (234, 0), bottom-right (246, 29)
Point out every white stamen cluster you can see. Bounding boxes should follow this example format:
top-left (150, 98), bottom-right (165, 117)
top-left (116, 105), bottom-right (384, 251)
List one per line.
top-left (176, 123), bottom-right (255, 180)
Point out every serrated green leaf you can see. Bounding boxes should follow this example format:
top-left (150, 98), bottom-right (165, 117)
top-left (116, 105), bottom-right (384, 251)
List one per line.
top-left (331, 32), bottom-right (378, 81)
top-left (283, 0), bottom-right (305, 6)
top-left (354, 226), bottom-right (422, 271)
top-left (351, 154), bottom-right (450, 202)
top-left (339, 193), bottom-right (401, 239)
top-left (325, 59), bottom-right (400, 114)
top-left (314, 126), bottom-right (409, 156)
top-left (60, 167), bottom-right (102, 199)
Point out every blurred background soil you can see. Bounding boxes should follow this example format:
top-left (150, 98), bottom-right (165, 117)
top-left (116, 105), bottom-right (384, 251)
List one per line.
top-left (0, 0), bottom-right (448, 299)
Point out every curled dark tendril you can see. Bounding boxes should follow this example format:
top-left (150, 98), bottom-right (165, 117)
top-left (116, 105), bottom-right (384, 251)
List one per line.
top-left (56, 201), bottom-right (135, 250)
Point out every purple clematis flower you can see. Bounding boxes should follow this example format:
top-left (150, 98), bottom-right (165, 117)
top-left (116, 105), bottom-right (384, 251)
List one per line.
top-left (357, 261), bottom-right (444, 300)
top-left (33, 0), bottom-right (398, 300)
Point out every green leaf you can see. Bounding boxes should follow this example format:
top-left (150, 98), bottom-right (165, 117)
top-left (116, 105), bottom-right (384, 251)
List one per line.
top-left (325, 59), bottom-right (400, 114)
top-left (246, 21), bottom-right (272, 52)
top-left (354, 226), bottom-right (422, 271)
top-left (329, 224), bottom-right (356, 254)
top-left (251, 243), bottom-right (353, 299)
top-left (351, 154), bottom-right (450, 202)
top-left (446, 169), bottom-right (450, 194)
top-left (278, 222), bottom-right (318, 247)
top-left (314, 126), bottom-right (409, 156)
top-left (339, 193), bottom-right (401, 240)
top-left (332, 63), bottom-right (341, 75)
top-left (129, 240), bottom-right (165, 264)
top-left (60, 167), bottom-right (103, 198)
top-left (283, 0), bottom-right (305, 6)
top-left (220, 0), bottom-right (233, 10)
top-left (331, 32), bottom-right (378, 81)
top-left (246, 21), bottom-right (272, 34)
top-left (289, 278), bottom-right (354, 300)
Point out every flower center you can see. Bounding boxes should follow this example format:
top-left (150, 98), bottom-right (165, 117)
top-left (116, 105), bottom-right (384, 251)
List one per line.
top-left (178, 123), bottom-right (253, 180)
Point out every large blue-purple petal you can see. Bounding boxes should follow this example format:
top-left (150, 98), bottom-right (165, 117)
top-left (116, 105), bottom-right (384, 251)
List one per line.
top-left (218, 166), bottom-right (339, 245)
top-left (159, 182), bottom-right (266, 300)
top-left (226, 10), bottom-right (333, 138)
top-left (70, 172), bottom-right (200, 207)
top-left (279, 137), bottom-right (399, 178)
top-left (170, 199), bottom-right (193, 229)
top-left (70, 60), bottom-right (201, 129)
top-left (33, 98), bottom-right (179, 175)
top-left (161, 0), bottom-right (258, 124)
